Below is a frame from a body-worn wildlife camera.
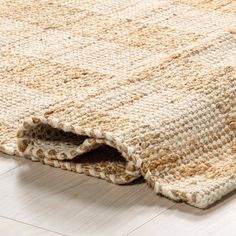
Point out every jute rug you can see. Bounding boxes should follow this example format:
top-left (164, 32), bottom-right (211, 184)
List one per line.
top-left (0, 0), bottom-right (236, 208)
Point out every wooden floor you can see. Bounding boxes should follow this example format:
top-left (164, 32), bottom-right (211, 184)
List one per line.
top-left (0, 153), bottom-right (235, 236)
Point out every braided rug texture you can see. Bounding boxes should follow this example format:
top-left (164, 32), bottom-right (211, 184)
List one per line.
top-left (0, 0), bottom-right (236, 208)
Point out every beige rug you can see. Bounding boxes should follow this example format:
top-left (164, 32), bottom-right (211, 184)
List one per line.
top-left (0, 0), bottom-right (236, 208)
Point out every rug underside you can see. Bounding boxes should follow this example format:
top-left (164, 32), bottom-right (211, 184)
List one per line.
top-left (0, 0), bottom-right (236, 208)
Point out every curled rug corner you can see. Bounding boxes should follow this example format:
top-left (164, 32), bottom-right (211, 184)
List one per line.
top-left (17, 115), bottom-right (142, 185)
top-left (0, 0), bottom-right (236, 209)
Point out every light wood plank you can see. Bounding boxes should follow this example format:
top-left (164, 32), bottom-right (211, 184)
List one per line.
top-left (0, 153), bottom-right (175, 236)
top-left (0, 153), bottom-right (22, 175)
top-left (0, 216), bottom-right (62, 236)
top-left (129, 191), bottom-right (236, 236)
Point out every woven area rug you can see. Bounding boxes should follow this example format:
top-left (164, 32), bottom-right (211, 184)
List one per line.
top-left (0, 0), bottom-right (236, 208)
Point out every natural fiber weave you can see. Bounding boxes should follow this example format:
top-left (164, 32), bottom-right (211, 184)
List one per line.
top-left (0, 0), bottom-right (236, 208)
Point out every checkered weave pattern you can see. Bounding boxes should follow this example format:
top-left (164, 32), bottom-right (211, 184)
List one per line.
top-left (0, 0), bottom-right (236, 208)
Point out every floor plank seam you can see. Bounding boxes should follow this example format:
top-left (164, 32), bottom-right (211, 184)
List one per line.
top-left (125, 203), bottom-right (177, 235)
top-left (0, 215), bottom-right (67, 236)
top-left (0, 166), bottom-right (19, 177)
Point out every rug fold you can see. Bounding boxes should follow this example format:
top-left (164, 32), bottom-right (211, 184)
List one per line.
top-left (17, 114), bottom-right (142, 184)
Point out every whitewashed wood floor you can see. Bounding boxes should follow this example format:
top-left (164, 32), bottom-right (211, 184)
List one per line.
top-left (0, 152), bottom-right (235, 236)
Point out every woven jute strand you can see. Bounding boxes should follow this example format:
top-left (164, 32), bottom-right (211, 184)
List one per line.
top-left (0, 0), bottom-right (236, 208)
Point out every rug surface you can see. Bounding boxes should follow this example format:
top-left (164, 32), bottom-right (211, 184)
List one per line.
top-left (0, 0), bottom-right (236, 208)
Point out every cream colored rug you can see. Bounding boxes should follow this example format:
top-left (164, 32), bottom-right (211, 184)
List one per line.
top-left (0, 0), bottom-right (236, 208)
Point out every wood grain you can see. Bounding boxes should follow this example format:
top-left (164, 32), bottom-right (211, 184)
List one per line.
top-left (129, 192), bottom-right (236, 236)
